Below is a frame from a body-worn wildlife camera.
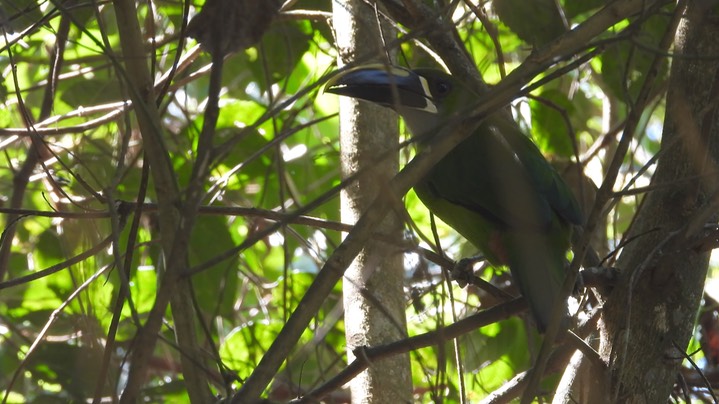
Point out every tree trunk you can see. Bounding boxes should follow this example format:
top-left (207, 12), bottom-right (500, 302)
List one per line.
top-left (333, 1), bottom-right (412, 402)
top-left (591, 2), bottom-right (719, 402)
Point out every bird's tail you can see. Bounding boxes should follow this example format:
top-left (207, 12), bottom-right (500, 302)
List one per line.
top-left (506, 231), bottom-right (568, 331)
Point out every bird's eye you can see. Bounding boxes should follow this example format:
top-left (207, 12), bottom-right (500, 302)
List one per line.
top-left (435, 80), bottom-right (452, 97)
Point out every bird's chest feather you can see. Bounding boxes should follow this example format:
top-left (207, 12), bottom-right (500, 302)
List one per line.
top-left (411, 131), bottom-right (564, 263)
top-left (413, 175), bottom-right (510, 266)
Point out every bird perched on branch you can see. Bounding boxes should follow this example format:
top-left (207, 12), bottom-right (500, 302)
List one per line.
top-left (326, 65), bottom-right (583, 330)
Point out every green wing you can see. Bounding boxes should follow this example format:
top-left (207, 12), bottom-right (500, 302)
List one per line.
top-left (417, 120), bottom-right (581, 236)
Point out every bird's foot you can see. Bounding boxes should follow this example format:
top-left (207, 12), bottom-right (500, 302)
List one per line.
top-left (577, 266), bottom-right (620, 294)
top-left (451, 255), bottom-right (486, 288)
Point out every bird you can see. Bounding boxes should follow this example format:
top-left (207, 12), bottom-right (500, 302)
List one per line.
top-left (325, 65), bottom-right (584, 330)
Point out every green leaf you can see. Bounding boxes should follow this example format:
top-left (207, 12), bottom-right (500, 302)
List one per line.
top-left (34, 231), bottom-right (66, 270)
top-left (220, 320), bottom-right (283, 378)
top-left (531, 89), bottom-right (575, 157)
top-left (248, 20), bottom-right (312, 89)
top-left (600, 10), bottom-right (671, 102)
top-left (493, 0), bottom-right (567, 47)
top-left (59, 77), bottom-right (122, 106)
top-left (189, 215), bottom-right (238, 317)
top-left (25, 342), bottom-right (104, 400)
top-left (2, 0), bottom-right (43, 33)
top-left (564, 0), bottom-right (607, 19)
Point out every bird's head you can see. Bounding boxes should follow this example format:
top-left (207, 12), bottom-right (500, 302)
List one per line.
top-left (325, 65), bottom-right (477, 137)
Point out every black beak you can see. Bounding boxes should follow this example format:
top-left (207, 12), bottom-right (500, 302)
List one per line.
top-left (325, 65), bottom-right (435, 112)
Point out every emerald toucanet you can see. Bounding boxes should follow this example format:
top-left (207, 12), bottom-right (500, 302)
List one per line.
top-left (326, 65), bottom-right (583, 330)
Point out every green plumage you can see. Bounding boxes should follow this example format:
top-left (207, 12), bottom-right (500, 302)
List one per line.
top-left (326, 66), bottom-right (583, 330)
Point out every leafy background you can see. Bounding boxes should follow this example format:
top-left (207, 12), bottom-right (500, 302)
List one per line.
top-left (0, 0), bottom-right (716, 402)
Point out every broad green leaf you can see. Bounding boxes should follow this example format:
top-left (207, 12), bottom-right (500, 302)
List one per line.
top-left (59, 77), bottom-right (122, 107)
top-left (248, 21), bottom-right (312, 89)
top-left (189, 215), bottom-right (238, 317)
top-left (493, 0), bottom-right (567, 47)
top-left (531, 88), bottom-right (575, 157)
top-left (600, 10), bottom-right (671, 102)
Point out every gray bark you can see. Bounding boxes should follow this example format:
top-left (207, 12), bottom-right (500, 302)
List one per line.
top-left (593, 2), bottom-right (719, 402)
top-left (333, 1), bottom-right (412, 403)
